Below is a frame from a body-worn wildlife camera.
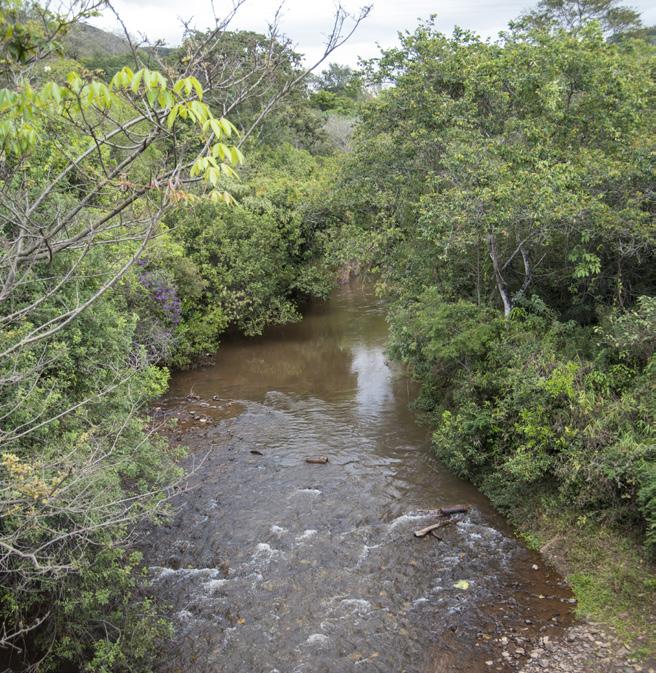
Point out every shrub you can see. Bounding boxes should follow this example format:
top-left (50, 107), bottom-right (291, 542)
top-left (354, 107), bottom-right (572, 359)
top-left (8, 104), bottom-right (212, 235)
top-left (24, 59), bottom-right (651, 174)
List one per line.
top-left (389, 291), bottom-right (656, 554)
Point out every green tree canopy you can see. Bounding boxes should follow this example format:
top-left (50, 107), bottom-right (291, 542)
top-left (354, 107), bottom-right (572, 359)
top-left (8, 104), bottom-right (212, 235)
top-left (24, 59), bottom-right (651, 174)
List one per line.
top-left (516, 0), bottom-right (642, 35)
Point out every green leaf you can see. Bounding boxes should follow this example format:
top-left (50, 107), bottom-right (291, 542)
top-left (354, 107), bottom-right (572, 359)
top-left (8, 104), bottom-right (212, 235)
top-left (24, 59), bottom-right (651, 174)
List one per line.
top-left (188, 76), bottom-right (203, 100)
top-left (166, 104), bottom-right (179, 129)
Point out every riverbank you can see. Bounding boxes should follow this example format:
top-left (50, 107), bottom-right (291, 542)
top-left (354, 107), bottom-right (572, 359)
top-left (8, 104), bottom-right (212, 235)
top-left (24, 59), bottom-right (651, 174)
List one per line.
top-left (434, 498), bottom-right (656, 672)
top-left (517, 622), bottom-right (653, 673)
top-left (385, 289), bottom-right (656, 666)
top-left (512, 500), bottom-right (656, 667)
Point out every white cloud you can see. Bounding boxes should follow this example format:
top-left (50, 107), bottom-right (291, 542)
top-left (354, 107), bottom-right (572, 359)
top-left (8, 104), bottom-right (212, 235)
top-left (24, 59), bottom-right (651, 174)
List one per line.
top-left (89, 0), bottom-right (656, 67)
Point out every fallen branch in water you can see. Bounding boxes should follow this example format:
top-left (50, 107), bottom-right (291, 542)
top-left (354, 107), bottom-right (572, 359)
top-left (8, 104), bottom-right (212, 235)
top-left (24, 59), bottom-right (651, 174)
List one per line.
top-left (439, 504), bottom-right (470, 515)
top-left (413, 505), bottom-right (470, 538)
top-left (414, 519), bottom-right (454, 538)
top-left (305, 456), bottom-right (329, 464)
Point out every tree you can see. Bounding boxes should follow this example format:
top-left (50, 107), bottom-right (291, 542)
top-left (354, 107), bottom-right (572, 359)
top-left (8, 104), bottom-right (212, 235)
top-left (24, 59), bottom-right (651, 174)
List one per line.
top-left (309, 62), bottom-right (365, 114)
top-left (517, 0), bottom-right (642, 35)
top-left (312, 62), bottom-right (363, 97)
top-left (340, 19), bottom-right (654, 318)
top-left (182, 9), bottom-right (370, 144)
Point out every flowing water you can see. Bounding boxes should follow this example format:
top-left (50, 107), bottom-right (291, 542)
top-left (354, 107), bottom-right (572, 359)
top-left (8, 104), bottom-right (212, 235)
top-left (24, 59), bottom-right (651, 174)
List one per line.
top-left (142, 283), bottom-right (574, 673)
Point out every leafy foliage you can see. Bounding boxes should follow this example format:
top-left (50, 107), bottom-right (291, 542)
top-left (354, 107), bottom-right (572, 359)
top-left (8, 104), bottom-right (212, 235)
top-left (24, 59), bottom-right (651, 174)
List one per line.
top-left (162, 144), bottom-right (336, 364)
top-left (3, 0), bottom-right (655, 669)
top-left (390, 292), bottom-right (656, 550)
top-left (332, 13), bottom-right (656, 554)
top-left (516, 0), bottom-right (643, 35)
top-left (0, 1), bottom-right (349, 670)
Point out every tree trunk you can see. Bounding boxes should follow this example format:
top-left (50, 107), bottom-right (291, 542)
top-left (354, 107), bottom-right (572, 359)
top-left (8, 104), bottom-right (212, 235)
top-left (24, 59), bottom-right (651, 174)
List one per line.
top-left (513, 244), bottom-right (532, 303)
top-left (488, 233), bottom-right (512, 317)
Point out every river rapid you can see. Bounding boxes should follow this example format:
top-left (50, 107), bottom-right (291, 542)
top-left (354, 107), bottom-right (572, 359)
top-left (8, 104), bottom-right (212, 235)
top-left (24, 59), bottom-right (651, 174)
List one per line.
top-left (142, 283), bottom-right (574, 673)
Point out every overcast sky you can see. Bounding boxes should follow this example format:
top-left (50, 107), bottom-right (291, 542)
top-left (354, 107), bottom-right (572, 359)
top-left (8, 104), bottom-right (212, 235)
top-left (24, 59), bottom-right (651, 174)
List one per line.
top-left (90, 0), bottom-right (656, 67)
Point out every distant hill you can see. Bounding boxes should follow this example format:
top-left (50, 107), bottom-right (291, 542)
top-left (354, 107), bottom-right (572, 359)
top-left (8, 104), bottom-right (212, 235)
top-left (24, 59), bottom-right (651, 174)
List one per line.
top-left (63, 22), bottom-right (132, 59)
top-left (61, 23), bottom-right (176, 76)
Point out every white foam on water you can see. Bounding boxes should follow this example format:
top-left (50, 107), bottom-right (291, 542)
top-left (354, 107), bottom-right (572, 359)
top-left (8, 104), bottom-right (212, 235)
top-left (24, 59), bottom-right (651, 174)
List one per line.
top-left (387, 511), bottom-right (436, 531)
top-left (447, 604), bottom-right (466, 615)
top-left (251, 542), bottom-right (284, 570)
top-left (296, 488), bottom-right (322, 496)
top-left (150, 566), bottom-right (220, 581)
top-left (457, 519), bottom-right (503, 541)
top-left (254, 542), bottom-right (281, 559)
top-left (223, 626), bottom-right (237, 644)
top-left (354, 541), bottom-right (384, 568)
top-left (411, 597), bottom-right (430, 608)
top-left (458, 520), bottom-right (509, 556)
top-left (305, 633), bottom-right (330, 647)
top-left (438, 554), bottom-right (461, 566)
top-left (204, 578), bottom-right (228, 593)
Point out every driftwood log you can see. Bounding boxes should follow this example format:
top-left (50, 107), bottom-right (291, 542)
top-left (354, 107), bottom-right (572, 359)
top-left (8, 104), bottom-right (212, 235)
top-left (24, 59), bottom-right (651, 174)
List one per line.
top-left (413, 505), bottom-right (470, 538)
top-left (438, 505), bottom-right (469, 516)
top-left (414, 520), bottom-right (454, 538)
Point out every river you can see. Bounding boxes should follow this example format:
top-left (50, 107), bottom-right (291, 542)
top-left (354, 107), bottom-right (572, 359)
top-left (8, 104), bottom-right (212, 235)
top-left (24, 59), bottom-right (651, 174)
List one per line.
top-left (142, 282), bottom-right (574, 673)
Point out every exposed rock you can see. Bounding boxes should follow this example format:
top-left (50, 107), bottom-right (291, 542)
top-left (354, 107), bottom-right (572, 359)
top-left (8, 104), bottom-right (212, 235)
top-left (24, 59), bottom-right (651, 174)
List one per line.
top-left (518, 622), bottom-right (655, 673)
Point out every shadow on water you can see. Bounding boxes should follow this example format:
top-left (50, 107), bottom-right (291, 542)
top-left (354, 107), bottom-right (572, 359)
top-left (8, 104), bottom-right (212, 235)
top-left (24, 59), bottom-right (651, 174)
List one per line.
top-left (142, 282), bottom-right (574, 673)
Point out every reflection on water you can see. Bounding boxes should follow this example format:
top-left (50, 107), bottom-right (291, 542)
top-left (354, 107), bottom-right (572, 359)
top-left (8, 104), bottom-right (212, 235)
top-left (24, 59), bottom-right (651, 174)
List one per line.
top-left (351, 346), bottom-right (395, 419)
top-left (143, 282), bottom-right (573, 673)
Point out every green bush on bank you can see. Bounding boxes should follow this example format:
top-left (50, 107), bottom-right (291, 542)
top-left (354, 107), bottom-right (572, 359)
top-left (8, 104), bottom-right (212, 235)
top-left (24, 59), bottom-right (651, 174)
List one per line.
top-left (144, 144), bottom-right (337, 367)
top-left (0, 260), bottom-right (182, 671)
top-left (389, 290), bottom-right (656, 553)
top-left (322, 6), bottom-right (656, 575)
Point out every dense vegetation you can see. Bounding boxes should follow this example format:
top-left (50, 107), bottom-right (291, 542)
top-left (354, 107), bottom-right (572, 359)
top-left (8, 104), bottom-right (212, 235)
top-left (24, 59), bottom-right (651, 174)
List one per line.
top-left (330, 2), bottom-right (656, 549)
top-left (340, 10), bottom-right (656, 544)
top-left (324, 0), bottom-right (656, 636)
top-left (1, 0), bottom-right (654, 670)
top-left (0, 1), bottom-right (363, 669)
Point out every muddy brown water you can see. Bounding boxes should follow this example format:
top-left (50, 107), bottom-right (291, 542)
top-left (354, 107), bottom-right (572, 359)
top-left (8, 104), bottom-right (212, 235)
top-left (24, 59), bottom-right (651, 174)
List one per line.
top-left (142, 283), bottom-right (574, 673)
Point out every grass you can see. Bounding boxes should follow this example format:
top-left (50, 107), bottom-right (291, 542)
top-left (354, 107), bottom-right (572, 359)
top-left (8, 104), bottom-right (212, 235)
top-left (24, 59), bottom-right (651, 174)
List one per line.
top-left (511, 499), bottom-right (656, 659)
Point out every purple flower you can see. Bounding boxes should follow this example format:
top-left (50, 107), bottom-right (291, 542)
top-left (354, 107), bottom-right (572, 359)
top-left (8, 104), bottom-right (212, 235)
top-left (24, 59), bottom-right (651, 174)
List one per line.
top-left (137, 270), bottom-right (182, 325)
